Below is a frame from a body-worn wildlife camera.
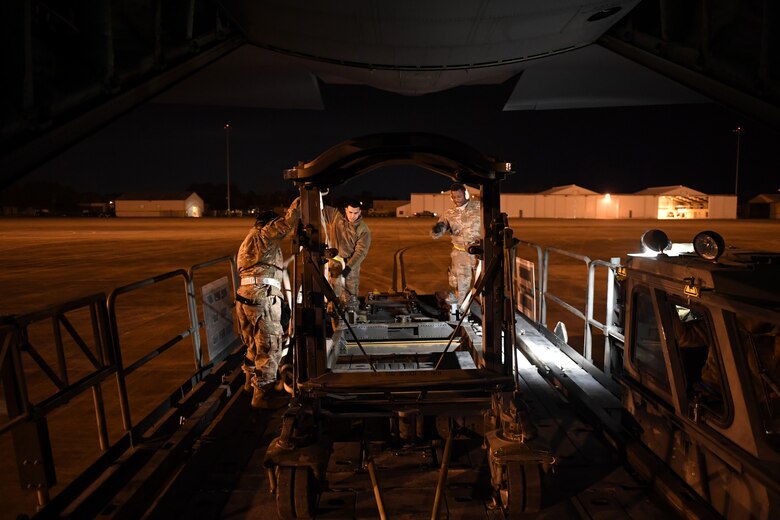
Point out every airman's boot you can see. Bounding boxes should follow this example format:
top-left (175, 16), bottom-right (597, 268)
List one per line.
top-left (251, 382), bottom-right (275, 409)
top-left (251, 387), bottom-right (269, 409)
top-left (242, 357), bottom-right (255, 392)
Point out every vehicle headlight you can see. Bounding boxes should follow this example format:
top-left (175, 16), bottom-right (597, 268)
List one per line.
top-left (693, 231), bottom-right (725, 261)
top-left (640, 229), bottom-right (671, 254)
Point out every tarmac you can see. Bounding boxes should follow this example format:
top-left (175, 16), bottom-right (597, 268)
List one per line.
top-left (1, 216), bottom-right (779, 519)
top-left (2, 217), bottom-right (778, 316)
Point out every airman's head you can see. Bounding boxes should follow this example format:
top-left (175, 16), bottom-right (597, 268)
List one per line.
top-left (344, 199), bottom-right (362, 223)
top-left (449, 183), bottom-right (469, 207)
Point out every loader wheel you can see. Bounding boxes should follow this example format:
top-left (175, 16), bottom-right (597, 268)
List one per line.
top-left (501, 462), bottom-right (543, 517)
top-left (275, 466), bottom-right (317, 519)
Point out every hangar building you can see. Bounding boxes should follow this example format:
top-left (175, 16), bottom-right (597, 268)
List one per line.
top-left (398, 185), bottom-right (736, 219)
top-left (115, 192), bottom-right (204, 217)
top-left (747, 194), bottom-right (780, 219)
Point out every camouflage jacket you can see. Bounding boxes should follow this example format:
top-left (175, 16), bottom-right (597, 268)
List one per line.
top-left (431, 198), bottom-right (481, 249)
top-left (236, 198), bottom-right (300, 300)
top-left (322, 206), bottom-right (371, 270)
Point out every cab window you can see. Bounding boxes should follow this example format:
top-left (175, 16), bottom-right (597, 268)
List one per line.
top-left (668, 302), bottom-right (728, 422)
top-left (630, 289), bottom-right (670, 392)
top-left (735, 313), bottom-right (780, 449)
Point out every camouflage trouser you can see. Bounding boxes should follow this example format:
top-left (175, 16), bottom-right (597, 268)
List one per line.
top-left (448, 249), bottom-right (477, 306)
top-left (328, 262), bottom-right (361, 313)
top-left (236, 295), bottom-right (283, 388)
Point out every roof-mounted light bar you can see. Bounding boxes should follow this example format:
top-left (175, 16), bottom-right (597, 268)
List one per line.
top-left (631, 229), bottom-right (727, 260)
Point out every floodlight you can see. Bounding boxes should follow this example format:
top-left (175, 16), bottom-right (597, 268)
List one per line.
top-left (640, 229), bottom-right (671, 254)
top-left (693, 231), bottom-right (725, 261)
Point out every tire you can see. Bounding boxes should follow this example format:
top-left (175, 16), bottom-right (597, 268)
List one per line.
top-left (503, 462), bottom-right (543, 517)
top-left (275, 466), bottom-right (317, 519)
top-left (293, 467), bottom-right (316, 519)
top-left (276, 466), bottom-right (296, 519)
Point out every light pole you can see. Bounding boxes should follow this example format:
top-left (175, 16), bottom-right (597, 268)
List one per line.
top-left (733, 125), bottom-right (744, 198)
top-left (224, 122), bottom-right (231, 215)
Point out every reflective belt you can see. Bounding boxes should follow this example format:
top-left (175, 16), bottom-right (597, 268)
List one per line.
top-left (240, 276), bottom-right (281, 289)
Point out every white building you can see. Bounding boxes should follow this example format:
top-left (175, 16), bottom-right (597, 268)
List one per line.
top-left (115, 192), bottom-right (204, 217)
top-left (396, 185), bottom-right (481, 218)
top-left (747, 194), bottom-right (780, 219)
top-left (400, 185), bottom-right (736, 219)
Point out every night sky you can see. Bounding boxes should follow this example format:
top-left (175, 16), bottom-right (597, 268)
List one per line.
top-left (24, 81), bottom-right (780, 202)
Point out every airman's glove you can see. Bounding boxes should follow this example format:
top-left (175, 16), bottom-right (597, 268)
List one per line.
top-left (342, 266), bottom-right (351, 278)
top-left (432, 222), bottom-right (445, 234)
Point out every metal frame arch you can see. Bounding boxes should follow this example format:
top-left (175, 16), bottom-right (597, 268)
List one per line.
top-left (288, 133), bottom-right (514, 381)
top-left (283, 133), bottom-right (513, 189)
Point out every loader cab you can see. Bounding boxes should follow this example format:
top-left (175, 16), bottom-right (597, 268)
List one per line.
top-left (620, 229), bottom-right (780, 518)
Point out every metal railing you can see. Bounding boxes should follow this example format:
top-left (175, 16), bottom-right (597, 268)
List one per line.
top-left (1, 294), bottom-right (114, 507)
top-left (514, 238), bottom-right (624, 372)
top-left (107, 268), bottom-right (195, 434)
top-left (0, 255), bottom-right (239, 513)
top-left (587, 258), bottom-right (623, 375)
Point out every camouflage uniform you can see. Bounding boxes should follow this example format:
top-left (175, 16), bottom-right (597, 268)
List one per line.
top-left (431, 198), bottom-right (482, 306)
top-left (236, 198), bottom-right (299, 392)
top-left (322, 205), bottom-right (371, 312)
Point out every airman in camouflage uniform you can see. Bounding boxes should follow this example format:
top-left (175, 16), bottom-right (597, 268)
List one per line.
top-left (236, 197), bottom-right (299, 408)
top-left (431, 183), bottom-right (482, 308)
top-left (323, 200), bottom-right (371, 315)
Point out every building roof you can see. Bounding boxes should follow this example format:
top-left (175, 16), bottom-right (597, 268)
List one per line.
top-left (540, 184), bottom-right (599, 195)
top-left (748, 193), bottom-right (780, 204)
top-left (116, 191), bottom-right (200, 201)
top-left (634, 185), bottom-right (707, 196)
